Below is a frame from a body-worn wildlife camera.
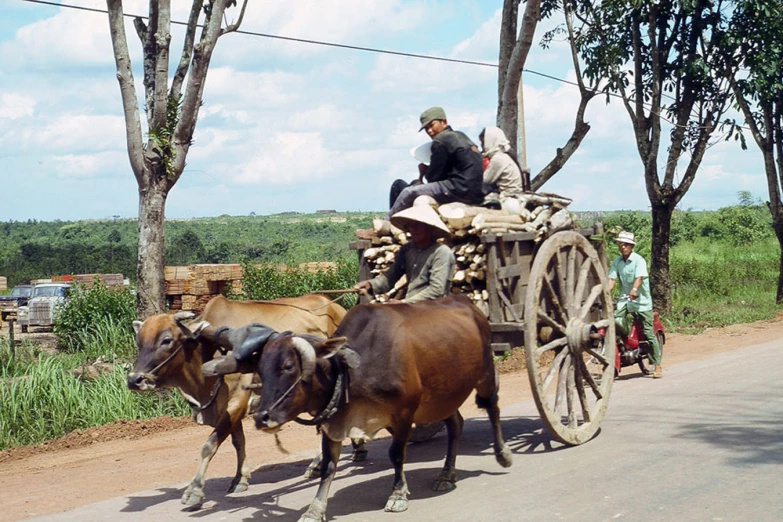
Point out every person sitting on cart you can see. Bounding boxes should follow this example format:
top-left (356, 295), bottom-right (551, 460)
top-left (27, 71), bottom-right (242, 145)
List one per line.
top-left (354, 203), bottom-right (455, 304)
top-left (479, 125), bottom-right (530, 213)
top-left (386, 106), bottom-right (485, 218)
top-left (607, 231), bottom-right (663, 378)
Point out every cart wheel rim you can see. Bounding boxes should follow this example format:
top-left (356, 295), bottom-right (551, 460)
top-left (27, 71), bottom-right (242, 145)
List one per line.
top-left (524, 230), bottom-right (615, 445)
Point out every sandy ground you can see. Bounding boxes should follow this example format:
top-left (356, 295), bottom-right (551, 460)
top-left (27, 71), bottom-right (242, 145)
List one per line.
top-left (2, 316), bottom-right (783, 521)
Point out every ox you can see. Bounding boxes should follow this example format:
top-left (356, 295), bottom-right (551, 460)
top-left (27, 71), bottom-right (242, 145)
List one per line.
top-left (248, 294), bottom-right (512, 521)
top-left (127, 294), bottom-right (346, 506)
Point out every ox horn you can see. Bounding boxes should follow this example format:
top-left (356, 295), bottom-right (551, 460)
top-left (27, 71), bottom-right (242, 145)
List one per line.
top-left (290, 336), bottom-right (317, 382)
top-left (173, 311), bottom-right (196, 323)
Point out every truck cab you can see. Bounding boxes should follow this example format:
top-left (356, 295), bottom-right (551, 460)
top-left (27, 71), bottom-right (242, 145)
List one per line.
top-left (16, 282), bottom-right (71, 332)
top-left (0, 284), bottom-right (34, 327)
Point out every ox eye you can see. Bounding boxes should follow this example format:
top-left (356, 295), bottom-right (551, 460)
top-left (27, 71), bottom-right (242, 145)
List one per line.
top-left (283, 360), bottom-right (296, 372)
top-left (160, 338), bottom-right (172, 347)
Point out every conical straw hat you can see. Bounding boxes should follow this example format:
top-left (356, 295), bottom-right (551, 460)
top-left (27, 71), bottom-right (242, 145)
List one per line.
top-left (390, 204), bottom-right (451, 239)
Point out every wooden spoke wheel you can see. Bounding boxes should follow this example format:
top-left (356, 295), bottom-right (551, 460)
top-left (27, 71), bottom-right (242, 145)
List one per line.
top-left (524, 230), bottom-right (615, 445)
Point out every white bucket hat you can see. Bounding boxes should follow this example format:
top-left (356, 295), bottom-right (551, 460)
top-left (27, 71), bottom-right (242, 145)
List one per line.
top-left (615, 231), bottom-right (636, 245)
top-left (390, 205), bottom-right (451, 239)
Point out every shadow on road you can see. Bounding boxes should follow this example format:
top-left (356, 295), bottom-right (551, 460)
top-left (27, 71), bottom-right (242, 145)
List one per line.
top-left (118, 413), bottom-right (575, 520)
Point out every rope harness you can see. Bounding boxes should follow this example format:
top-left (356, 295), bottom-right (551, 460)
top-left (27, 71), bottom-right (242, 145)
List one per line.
top-left (261, 356), bottom-right (348, 427)
top-left (147, 338), bottom-right (223, 413)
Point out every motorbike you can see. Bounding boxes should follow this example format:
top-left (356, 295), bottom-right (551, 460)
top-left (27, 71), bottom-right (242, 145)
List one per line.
top-left (599, 295), bottom-right (665, 377)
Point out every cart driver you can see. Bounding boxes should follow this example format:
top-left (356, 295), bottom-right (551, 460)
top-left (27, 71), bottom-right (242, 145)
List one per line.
top-left (607, 231), bottom-right (663, 378)
top-left (354, 203), bottom-right (455, 304)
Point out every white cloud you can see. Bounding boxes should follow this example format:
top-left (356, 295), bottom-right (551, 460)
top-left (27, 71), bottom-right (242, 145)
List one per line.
top-left (0, 93), bottom-right (35, 119)
top-left (22, 113), bottom-right (126, 152)
top-left (52, 151), bottom-right (126, 178)
top-left (232, 131), bottom-right (340, 184)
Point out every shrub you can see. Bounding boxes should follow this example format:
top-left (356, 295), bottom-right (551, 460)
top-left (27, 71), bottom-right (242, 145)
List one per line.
top-left (53, 281), bottom-right (136, 352)
top-left (241, 257), bottom-right (358, 308)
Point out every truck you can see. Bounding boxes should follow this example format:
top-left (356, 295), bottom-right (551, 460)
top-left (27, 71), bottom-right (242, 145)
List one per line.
top-left (16, 282), bottom-right (71, 332)
top-left (0, 283), bottom-right (34, 328)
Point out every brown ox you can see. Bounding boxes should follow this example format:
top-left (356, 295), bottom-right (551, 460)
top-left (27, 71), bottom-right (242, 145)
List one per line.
top-left (127, 294), bottom-right (346, 506)
top-left (250, 294), bottom-right (512, 522)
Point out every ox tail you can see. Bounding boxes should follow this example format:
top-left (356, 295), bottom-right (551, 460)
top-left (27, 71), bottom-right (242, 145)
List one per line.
top-left (475, 388), bottom-right (499, 410)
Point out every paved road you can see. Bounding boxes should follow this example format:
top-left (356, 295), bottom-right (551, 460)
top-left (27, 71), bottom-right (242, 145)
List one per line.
top-left (31, 338), bottom-right (783, 522)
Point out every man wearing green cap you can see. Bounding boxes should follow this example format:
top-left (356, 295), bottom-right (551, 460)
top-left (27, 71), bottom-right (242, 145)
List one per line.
top-left (387, 106), bottom-right (484, 217)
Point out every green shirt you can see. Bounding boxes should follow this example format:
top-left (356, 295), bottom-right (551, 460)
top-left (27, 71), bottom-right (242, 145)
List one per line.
top-left (608, 251), bottom-right (652, 312)
top-left (369, 242), bottom-right (455, 303)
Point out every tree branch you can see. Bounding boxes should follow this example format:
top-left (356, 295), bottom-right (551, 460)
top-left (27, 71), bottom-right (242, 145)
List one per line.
top-left (106, 0), bottom-right (144, 184)
top-left (171, 0), bottom-right (204, 102)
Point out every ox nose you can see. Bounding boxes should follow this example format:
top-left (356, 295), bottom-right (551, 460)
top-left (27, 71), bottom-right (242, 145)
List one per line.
top-left (127, 373), bottom-right (144, 390)
top-left (253, 410), bottom-right (273, 429)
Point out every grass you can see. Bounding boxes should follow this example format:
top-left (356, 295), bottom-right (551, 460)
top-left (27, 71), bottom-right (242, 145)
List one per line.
top-left (668, 237), bottom-right (781, 332)
top-left (0, 324), bottom-right (188, 451)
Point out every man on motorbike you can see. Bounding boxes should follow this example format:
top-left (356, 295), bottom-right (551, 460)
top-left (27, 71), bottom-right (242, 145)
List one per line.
top-left (607, 231), bottom-right (663, 378)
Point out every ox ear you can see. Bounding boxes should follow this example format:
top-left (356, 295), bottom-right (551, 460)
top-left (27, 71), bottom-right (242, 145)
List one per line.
top-left (132, 320), bottom-right (143, 335)
top-left (312, 336), bottom-right (348, 359)
top-left (187, 320), bottom-right (210, 337)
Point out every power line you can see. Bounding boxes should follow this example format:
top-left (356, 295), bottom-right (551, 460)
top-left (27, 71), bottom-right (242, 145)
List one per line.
top-left (22, 0), bottom-right (499, 69)
top-left (20, 0), bottom-right (737, 133)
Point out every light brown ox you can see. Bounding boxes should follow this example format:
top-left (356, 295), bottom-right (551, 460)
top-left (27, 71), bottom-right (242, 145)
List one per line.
top-left (127, 294), bottom-right (347, 506)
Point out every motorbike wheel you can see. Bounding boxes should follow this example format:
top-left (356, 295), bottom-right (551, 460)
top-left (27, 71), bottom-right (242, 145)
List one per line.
top-left (638, 331), bottom-right (664, 375)
top-left (638, 355), bottom-right (652, 375)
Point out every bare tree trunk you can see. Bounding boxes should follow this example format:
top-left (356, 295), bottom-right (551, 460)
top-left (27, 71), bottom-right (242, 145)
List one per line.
top-left (497, 0), bottom-right (541, 148)
top-left (136, 175), bottom-right (168, 318)
top-left (650, 200), bottom-right (674, 314)
top-left (497, 0), bottom-right (519, 125)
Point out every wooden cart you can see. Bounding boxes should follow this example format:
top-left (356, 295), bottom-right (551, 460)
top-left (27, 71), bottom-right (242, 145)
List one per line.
top-left (350, 224), bottom-right (615, 446)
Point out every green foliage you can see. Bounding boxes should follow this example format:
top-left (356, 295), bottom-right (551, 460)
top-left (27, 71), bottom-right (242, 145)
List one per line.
top-left (53, 282), bottom-right (137, 352)
top-left (0, 337), bottom-right (188, 450)
top-left (0, 212), bottom-right (375, 287)
top-left (669, 237), bottom-right (781, 330)
top-left (167, 229), bottom-right (206, 266)
top-left (241, 257), bottom-right (358, 308)
top-left (699, 200), bottom-right (773, 246)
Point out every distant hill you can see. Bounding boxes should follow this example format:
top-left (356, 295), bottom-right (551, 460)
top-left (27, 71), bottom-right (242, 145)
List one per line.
top-left (0, 212), bottom-right (377, 287)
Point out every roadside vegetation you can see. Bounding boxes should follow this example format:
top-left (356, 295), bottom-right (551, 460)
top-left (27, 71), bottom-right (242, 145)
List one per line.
top-left (0, 198), bottom-right (780, 450)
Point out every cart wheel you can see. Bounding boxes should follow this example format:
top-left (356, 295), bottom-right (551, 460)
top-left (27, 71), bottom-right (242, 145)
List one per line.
top-left (524, 230), bottom-right (615, 445)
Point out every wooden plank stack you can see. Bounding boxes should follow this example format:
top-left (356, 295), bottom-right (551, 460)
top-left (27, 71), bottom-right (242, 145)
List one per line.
top-left (359, 193), bottom-right (574, 316)
top-left (48, 273), bottom-right (125, 288)
top-left (165, 264), bottom-right (243, 313)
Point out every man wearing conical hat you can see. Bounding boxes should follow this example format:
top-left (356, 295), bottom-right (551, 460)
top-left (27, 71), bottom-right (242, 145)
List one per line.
top-left (608, 231), bottom-right (663, 378)
top-left (354, 204), bottom-right (455, 304)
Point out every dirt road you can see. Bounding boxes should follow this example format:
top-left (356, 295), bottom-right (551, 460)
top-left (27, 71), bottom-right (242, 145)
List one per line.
top-left (2, 316), bottom-right (783, 521)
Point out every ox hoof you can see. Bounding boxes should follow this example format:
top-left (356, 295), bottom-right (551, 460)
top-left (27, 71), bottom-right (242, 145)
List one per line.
top-left (384, 491), bottom-right (409, 513)
top-left (432, 469), bottom-right (457, 491)
top-left (181, 486), bottom-right (204, 507)
top-left (228, 478), bottom-right (249, 494)
top-left (496, 444), bottom-right (513, 468)
top-left (298, 506), bottom-right (326, 522)
top-left (303, 463), bottom-right (320, 480)
top-left (351, 448), bottom-right (368, 462)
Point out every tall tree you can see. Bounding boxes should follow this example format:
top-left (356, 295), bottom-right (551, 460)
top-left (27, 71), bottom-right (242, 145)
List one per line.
top-left (498, 0), bottom-right (600, 190)
top-left (722, 0), bottom-right (783, 302)
top-left (106, 0), bottom-right (247, 319)
top-left (565, 0), bottom-right (737, 314)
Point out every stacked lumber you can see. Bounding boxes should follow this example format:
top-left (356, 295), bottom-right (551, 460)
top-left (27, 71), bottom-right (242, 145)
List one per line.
top-left (360, 193), bottom-right (574, 315)
top-left (165, 264), bottom-right (243, 313)
top-left (49, 273), bottom-right (125, 288)
top-left (73, 273), bottom-right (124, 288)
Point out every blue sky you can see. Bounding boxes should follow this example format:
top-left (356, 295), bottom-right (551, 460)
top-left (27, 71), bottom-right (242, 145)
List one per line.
top-left (0, 0), bottom-right (768, 222)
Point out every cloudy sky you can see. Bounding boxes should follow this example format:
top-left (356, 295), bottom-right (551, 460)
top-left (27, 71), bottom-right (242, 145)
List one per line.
top-left (0, 0), bottom-right (768, 222)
